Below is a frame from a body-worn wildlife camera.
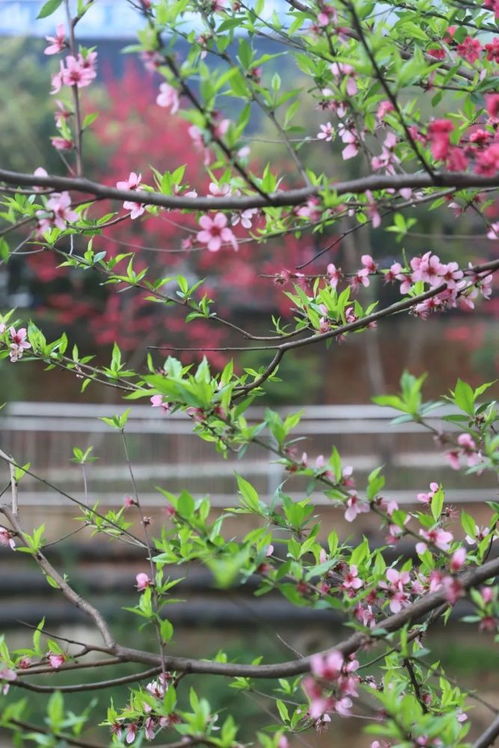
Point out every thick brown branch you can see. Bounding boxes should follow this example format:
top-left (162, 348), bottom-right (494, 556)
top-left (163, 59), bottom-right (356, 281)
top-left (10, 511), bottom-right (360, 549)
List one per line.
top-left (0, 168), bottom-right (497, 211)
top-left (103, 555), bottom-right (499, 678)
top-left (473, 715), bottom-right (499, 748)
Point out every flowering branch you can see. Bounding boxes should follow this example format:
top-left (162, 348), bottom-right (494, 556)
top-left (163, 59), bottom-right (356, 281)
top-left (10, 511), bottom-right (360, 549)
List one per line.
top-left (0, 168), bottom-right (497, 211)
top-left (100, 553), bottom-right (499, 677)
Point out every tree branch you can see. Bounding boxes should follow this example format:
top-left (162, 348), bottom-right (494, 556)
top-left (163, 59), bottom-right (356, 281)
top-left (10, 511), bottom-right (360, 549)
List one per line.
top-left (14, 666), bottom-right (161, 693)
top-left (473, 715), bottom-right (499, 748)
top-left (0, 506), bottom-right (116, 650)
top-left (0, 168), bottom-right (497, 211)
top-left (98, 555), bottom-right (499, 678)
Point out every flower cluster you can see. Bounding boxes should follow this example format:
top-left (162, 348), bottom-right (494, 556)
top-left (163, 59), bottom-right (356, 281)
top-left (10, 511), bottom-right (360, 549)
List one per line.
top-left (1, 326), bottom-right (32, 363)
top-left (116, 172), bottom-right (146, 219)
top-left (446, 433), bottom-right (483, 471)
top-left (424, 101), bottom-right (499, 175)
top-left (51, 51), bottom-right (97, 94)
top-left (302, 650), bottom-right (359, 728)
top-left (36, 191), bottom-right (78, 234)
top-left (0, 526), bottom-right (15, 550)
top-left (109, 672), bottom-right (180, 743)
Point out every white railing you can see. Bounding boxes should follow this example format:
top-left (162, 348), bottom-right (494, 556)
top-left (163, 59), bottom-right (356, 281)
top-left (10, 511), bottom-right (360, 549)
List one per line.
top-left (1, 402), bottom-right (496, 506)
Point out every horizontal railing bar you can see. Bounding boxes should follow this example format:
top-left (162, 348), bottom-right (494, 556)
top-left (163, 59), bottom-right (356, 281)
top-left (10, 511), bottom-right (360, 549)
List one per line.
top-left (15, 452), bottom-right (464, 484)
top-left (11, 489), bottom-right (496, 507)
top-left (0, 416), bottom-right (450, 435)
top-left (3, 401), bottom-right (454, 420)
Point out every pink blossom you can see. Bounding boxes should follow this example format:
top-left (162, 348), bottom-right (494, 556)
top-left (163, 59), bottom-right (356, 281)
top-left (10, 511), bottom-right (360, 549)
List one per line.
top-left (411, 251), bottom-right (446, 286)
top-left (47, 652), bottom-right (66, 669)
top-left (333, 696), bottom-right (353, 716)
top-left (439, 261), bottom-right (463, 287)
top-left (449, 547), bottom-right (466, 571)
top-left (116, 172), bottom-right (145, 219)
top-left (44, 24), bottom-right (66, 55)
top-left (54, 99), bottom-right (72, 127)
top-left (51, 136), bottom-right (74, 151)
top-left (8, 327), bottom-right (31, 363)
top-left (0, 666), bottom-right (16, 695)
top-left (330, 62), bottom-right (357, 96)
top-left (295, 197), bottom-right (322, 221)
top-left (125, 723), bottom-right (138, 744)
top-left (350, 268), bottom-right (370, 291)
top-left (188, 125), bottom-right (211, 165)
top-left (146, 672), bottom-right (171, 699)
top-left (156, 82), bottom-right (180, 114)
top-left (327, 263), bottom-right (342, 289)
top-left (111, 723), bottom-right (123, 739)
top-left (33, 167), bottom-right (48, 192)
top-left (209, 0), bottom-right (229, 10)
top-left (484, 0), bottom-right (499, 18)
top-left (136, 572), bottom-right (152, 591)
top-left (317, 122), bottom-right (334, 142)
top-left (212, 115), bottom-right (231, 138)
top-left (309, 695), bottom-right (334, 720)
top-left (480, 586), bottom-right (494, 604)
top-left (475, 143), bottom-right (499, 175)
top-left (344, 493), bottom-right (369, 522)
top-left (417, 481), bottom-right (439, 504)
top-left (441, 575), bottom-right (464, 604)
top-left (446, 146), bottom-right (468, 171)
top-left (338, 123), bottom-right (360, 159)
top-left (487, 222), bottom-right (499, 239)
top-left (376, 100), bottom-right (394, 120)
top-left (197, 213), bottom-right (238, 252)
top-left (417, 527), bottom-right (454, 552)
top-left (150, 394), bottom-right (169, 412)
top-left (485, 93), bottom-right (499, 121)
top-left (342, 564), bottom-right (363, 591)
top-left (140, 50), bottom-right (163, 72)
top-left (0, 526), bottom-right (16, 550)
top-left (52, 53), bottom-right (97, 93)
top-left (37, 191), bottom-right (78, 233)
top-left (360, 255), bottom-right (378, 273)
top-left (208, 182), bottom-right (231, 198)
top-left (446, 449), bottom-right (461, 470)
top-left (427, 119), bottom-right (454, 161)
top-left (123, 495), bottom-right (136, 508)
top-left (450, 433), bottom-right (483, 468)
top-left (310, 650), bottom-right (344, 680)
top-left (379, 568), bottom-right (411, 612)
top-left (427, 47), bottom-right (446, 60)
top-left (317, 4), bottom-right (336, 26)
top-left (354, 603), bottom-right (375, 627)
top-left (457, 36), bottom-right (482, 63)
top-left (232, 208), bottom-right (258, 229)
top-left (465, 524), bottom-right (491, 545)
top-left (371, 132), bottom-right (399, 173)
top-left (144, 716), bottom-right (156, 740)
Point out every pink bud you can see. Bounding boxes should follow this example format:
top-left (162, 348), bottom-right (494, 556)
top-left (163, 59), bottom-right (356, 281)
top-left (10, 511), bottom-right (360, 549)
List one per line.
top-left (449, 547), bottom-right (466, 571)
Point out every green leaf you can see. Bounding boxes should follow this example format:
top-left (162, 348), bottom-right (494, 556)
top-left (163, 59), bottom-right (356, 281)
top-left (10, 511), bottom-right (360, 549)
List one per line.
top-left (452, 379), bottom-right (475, 415)
top-left (159, 618), bottom-right (174, 643)
top-left (37, 0), bottom-right (64, 18)
top-left (431, 487), bottom-right (445, 521)
top-left (236, 474), bottom-right (261, 513)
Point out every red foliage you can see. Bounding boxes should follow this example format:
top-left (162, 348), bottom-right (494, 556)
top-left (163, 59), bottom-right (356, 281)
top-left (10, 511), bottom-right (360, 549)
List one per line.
top-left (29, 63), bottom-right (320, 361)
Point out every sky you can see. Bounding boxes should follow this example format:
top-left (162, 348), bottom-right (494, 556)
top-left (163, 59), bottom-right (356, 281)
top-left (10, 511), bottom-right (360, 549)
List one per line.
top-left (0, 0), bottom-right (282, 38)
